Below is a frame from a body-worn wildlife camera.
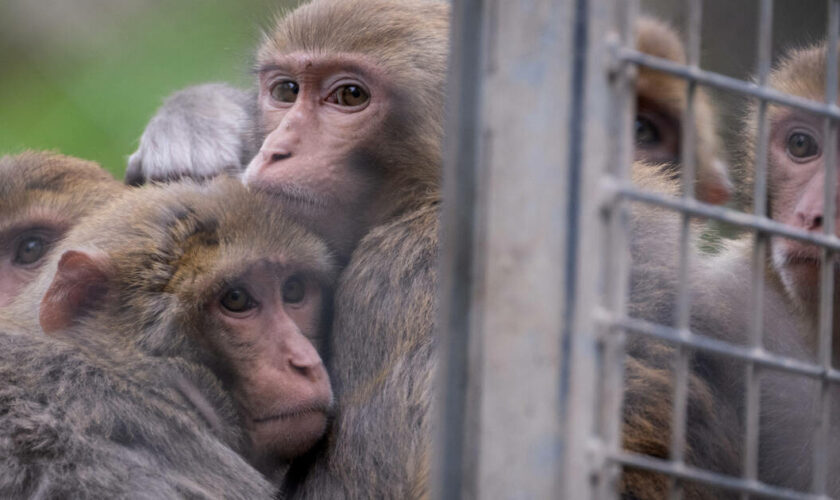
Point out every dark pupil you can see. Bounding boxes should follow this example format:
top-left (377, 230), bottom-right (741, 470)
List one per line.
top-left (222, 288), bottom-right (250, 312)
top-left (283, 278), bottom-right (305, 303)
top-left (339, 85), bottom-right (368, 106)
top-left (273, 81), bottom-right (299, 102)
top-left (635, 116), bottom-right (660, 145)
top-left (788, 133), bottom-right (817, 158)
top-left (14, 236), bottom-right (46, 265)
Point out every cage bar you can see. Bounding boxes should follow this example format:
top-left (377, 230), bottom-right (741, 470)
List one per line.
top-left (436, 0), bottom-right (839, 498)
top-left (436, 0), bottom-right (579, 498)
top-left (743, 0), bottom-right (774, 494)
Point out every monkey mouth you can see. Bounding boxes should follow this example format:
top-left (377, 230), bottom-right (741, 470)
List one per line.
top-left (778, 251), bottom-right (840, 269)
top-left (252, 402), bottom-right (332, 424)
top-left (257, 183), bottom-right (329, 213)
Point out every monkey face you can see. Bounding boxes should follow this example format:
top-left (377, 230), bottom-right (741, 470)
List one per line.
top-left (0, 152), bottom-right (123, 309)
top-left (206, 260), bottom-right (333, 462)
top-left (634, 99), bottom-right (681, 168)
top-left (0, 224), bottom-right (63, 307)
top-left (767, 108), bottom-right (840, 304)
top-left (242, 53), bottom-right (389, 247)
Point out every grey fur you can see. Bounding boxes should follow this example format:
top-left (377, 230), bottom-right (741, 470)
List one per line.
top-left (625, 177), bottom-right (830, 497)
top-left (126, 84), bottom-right (259, 186)
top-left (0, 329), bottom-right (276, 499)
top-left (0, 179), bottom-right (338, 499)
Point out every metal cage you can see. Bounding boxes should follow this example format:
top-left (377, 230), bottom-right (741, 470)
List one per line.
top-left (435, 0), bottom-right (840, 498)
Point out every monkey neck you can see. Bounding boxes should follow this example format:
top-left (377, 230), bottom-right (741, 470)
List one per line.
top-left (766, 258), bottom-right (840, 364)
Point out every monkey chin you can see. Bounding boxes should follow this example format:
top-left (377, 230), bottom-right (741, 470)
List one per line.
top-left (772, 240), bottom-right (838, 307)
top-left (250, 405), bottom-right (331, 463)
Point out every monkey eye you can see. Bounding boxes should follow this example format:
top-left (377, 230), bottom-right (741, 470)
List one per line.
top-left (13, 234), bottom-right (48, 266)
top-left (635, 115), bottom-right (661, 146)
top-left (220, 287), bottom-right (257, 313)
top-left (282, 276), bottom-right (305, 304)
top-left (270, 80), bottom-right (299, 103)
top-left (327, 84), bottom-right (370, 108)
top-left (786, 131), bottom-right (820, 160)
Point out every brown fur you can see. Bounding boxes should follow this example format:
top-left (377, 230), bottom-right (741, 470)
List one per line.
top-left (0, 151), bottom-right (125, 308)
top-left (621, 164), bottom-right (746, 499)
top-left (636, 17), bottom-right (732, 205)
top-left (0, 179), bottom-right (337, 497)
top-left (250, 1), bottom-right (451, 498)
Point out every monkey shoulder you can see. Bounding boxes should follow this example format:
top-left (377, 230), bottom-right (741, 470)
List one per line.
top-left (322, 202), bottom-right (440, 494)
top-left (0, 331), bottom-right (274, 499)
top-left (338, 202), bottom-right (440, 313)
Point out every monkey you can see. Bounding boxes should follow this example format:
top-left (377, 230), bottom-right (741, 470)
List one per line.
top-left (619, 42), bottom-right (840, 497)
top-left (0, 178), bottom-right (337, 498)
top-left (122, 2), bottom-right (446, 497)
top-left (635, 16), bottom-right (733, 205)
top-left (724, 41), bottom-right (840, 494)
top-left (0, 151), bottom-right (125, 308)
top-left (121, 4), bottom-right (737, 497)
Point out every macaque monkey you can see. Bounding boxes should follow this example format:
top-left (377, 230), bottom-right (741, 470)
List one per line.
top-left (622, 42), bottom-right (840, 497)
top-left (127, 1), bottom-right (447, 497)
top-left (0, 151), bottom-right (125, 307)
top-left (635, 16), bottom-right (733, 205)
top-left (0, 179), bottom-right (336, 497)
top-left (123, 3), bottom-right (732, 497)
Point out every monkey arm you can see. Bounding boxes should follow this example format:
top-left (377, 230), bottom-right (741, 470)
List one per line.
top-left (126, 83), bottom-right (259, 186)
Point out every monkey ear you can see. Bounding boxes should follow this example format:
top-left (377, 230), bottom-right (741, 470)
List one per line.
top-left (40, 250), bottom-right (111, 335)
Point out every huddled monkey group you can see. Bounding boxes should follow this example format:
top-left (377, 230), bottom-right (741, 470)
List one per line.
top-left (2, 0), bottom-right (840, 498)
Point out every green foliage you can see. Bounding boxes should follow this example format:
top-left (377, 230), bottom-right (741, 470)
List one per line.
top-left (0, 1), bottom-right (287, 177)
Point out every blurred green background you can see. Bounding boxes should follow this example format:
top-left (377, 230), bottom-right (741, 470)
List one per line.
top-left (0, 0), bottom-right (295, 178)
top-left (0, 0), bottom-right (826, 182)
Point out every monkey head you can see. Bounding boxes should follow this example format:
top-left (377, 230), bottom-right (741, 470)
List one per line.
top-left (32, 178), bottom-right (336, 466)
top-left (635, 17), bottom-right (732, 205)
top-left (741, 43), bottom-right (840, 310)
top-left (242, 0), bottom-right (449, 256)
top-left (0, 152), bottom-right (124, 308)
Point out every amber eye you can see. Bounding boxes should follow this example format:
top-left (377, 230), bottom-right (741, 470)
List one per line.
top-left (786, 131), bottom-right (819, 159)
top-left (220, 287), bottom-right (256, 313)
top-left (331, 84), bottom-right (369, 107)
top-left (282, 276), bottom-right (305, 304)
top-left (635, 115), bottom-right (661, 146)
top-left (14, 235), bottom-right (48, 265)
top-left (270, 80), bottom-right (299, 103)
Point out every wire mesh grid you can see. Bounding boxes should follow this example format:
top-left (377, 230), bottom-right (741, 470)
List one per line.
top-left (595, 0), bottom-right (840, 498)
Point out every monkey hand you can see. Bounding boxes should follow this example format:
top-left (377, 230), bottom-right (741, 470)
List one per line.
top-left (126, 84), bottom-right (257, 185)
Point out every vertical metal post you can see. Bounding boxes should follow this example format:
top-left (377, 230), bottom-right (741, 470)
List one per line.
top-left (436, 0), bottom-right (579, 498)
top-left (435, 0), bottom-right (486, 497)
top-left (813, 1), bottom-right (840, 494)
top-left (669, 2), bottom-right (702, 498)
top-left (562, 0), bottom-right (626, 497)
top-left (743, 2), bottom-right (774, 497)
top-left (593, 0), bottom-right (637, 498)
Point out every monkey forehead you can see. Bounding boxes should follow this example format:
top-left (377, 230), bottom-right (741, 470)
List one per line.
top-left (769, 43), bottom-right (833, 101)
top-left (635, 16), bottom-right (686, 64)
top-left (259, 0), bottom-right (448, 83)
top-left (257, 53), bottom-right (387, 84)
top-left (0, 151), bottom-right (123, 224)
top-left (60, 178), bottom-right (335, 288)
